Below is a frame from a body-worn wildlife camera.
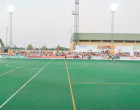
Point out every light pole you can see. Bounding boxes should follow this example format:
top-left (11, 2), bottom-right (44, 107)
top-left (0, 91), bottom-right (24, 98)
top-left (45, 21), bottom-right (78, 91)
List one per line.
top-left (8, 5), bottom-right (15, 48)
top-left (6, 27), bottom-right (8, 47)
top-left (110, 3), bottom-right (118, 50)
top-left (24, 42), bottom-right (26, 51)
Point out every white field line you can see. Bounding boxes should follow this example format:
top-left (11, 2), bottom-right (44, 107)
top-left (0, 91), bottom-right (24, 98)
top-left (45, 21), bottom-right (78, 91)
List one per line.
top-left (0, 59), bottom-right (54, 109)
top-left (6, 63), bottom-right (88, 70)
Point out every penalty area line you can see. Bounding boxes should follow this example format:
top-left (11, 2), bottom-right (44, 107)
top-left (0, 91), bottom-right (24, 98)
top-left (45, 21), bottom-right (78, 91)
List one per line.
top-left (0, 59), bottom-right (54, 109)
top-left (71, 82), bottom-right (140, 85)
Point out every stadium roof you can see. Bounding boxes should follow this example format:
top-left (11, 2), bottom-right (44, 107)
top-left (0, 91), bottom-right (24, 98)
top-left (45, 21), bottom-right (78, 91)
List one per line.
top-left (70, 33), bottom-right (140, 42)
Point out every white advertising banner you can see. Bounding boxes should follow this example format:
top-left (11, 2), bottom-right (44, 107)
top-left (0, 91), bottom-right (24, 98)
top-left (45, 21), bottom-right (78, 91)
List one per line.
top-left (133, 46), bottom-right (140, 52)
top-left (115, 46), bottom-right (134, 56)
top-left (75, 45), bottom-right (100, 52)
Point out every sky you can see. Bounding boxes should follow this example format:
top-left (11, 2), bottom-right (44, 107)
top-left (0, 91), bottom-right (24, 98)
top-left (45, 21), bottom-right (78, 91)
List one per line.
top-left (0, 0), bottom-right (140, 48)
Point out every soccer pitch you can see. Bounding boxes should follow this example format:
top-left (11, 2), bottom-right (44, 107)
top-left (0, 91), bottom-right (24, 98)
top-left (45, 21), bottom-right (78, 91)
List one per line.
top-left (0, 59), bottom-right (140, 110)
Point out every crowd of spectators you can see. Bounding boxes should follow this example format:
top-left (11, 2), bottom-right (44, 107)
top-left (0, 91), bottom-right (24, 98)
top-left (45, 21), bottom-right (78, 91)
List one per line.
top-left (1, 50), bottom-right (140, 59)
top-left (134, 52), bottom-right (140, 57)
top-left (117, 52), bottom-right (130, 57)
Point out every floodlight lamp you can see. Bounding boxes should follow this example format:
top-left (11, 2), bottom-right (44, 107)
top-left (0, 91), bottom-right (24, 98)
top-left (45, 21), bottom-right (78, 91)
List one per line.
top-left (110, 3), bottom-right (118, 13)
top-left (8, 5), bottom-right (15, 14)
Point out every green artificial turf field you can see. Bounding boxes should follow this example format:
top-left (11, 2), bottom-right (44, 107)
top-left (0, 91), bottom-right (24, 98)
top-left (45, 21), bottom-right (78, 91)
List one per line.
top-left (0, 58), bottom-right (140, 110)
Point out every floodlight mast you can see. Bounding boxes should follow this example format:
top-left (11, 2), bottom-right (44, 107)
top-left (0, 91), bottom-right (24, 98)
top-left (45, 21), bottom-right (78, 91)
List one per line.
top-left (110, 3), bottom-right (117, 51)
top-left (72, 0), bottom-right (79, 48)
top-left (8, 5), bottom-right (15, 47)
top-left (6, 27), bottom-right (8, 47)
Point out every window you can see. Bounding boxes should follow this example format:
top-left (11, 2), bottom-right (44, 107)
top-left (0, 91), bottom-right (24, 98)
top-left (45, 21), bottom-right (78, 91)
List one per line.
top-left (91, 40), bottom-right (100, 42)
top-left (103, 40), bottom-right (111, 42)
top-left (125, 41), bottom-right (135, 43)
top-left (114, 40), bottom-right (123, 43)
top-left (136, 41), bottom-right (140, 43)
top-left (79, 40), bottom-right (89, 42)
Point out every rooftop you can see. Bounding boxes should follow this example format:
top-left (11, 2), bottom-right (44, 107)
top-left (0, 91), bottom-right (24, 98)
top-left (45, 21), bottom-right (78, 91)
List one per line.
top-left (70, 33), bottom-right (140, 42)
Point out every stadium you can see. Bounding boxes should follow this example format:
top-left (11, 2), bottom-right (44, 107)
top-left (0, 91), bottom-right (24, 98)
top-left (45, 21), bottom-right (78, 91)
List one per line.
top-left (0, 0), bottom-right (140, 110)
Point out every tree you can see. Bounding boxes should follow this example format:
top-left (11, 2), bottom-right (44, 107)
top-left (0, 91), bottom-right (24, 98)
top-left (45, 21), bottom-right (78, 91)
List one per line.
top-left (27, 44), bottom-right (33, 50)
top-left (14, 45), bottom-right (17, 49)
top-left (35, 48), bottom-right (39, 50)
top-left (18, 47), bottom-right (25, 50)
top-left (56, 45), bottom-right (61, 50)
top-left (40, 45), bottom-right (48, 50)
top-left (0, 38), bottom-right (4, 47)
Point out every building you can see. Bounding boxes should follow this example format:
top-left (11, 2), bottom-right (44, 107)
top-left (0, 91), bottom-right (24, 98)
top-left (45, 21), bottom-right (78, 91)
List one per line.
top-left (70, 33), bottom-right (140, 52)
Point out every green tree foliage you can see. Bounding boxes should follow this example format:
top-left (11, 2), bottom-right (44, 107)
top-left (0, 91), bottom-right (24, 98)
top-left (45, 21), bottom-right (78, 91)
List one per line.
top-left (14, 45), bottom-right (17, 49)
top-left (56, 45), bottom-right (61, 50)
top-left (0, 38), bottom-right (4, 47)
top-left (27, 44), bottom-right (33, 50)
top-left (40, 45), bottom-right (48, 50)
top-left (35, 48), bottom-right (39, 50)
top-left (55, 45), bottom-right (70, 51)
